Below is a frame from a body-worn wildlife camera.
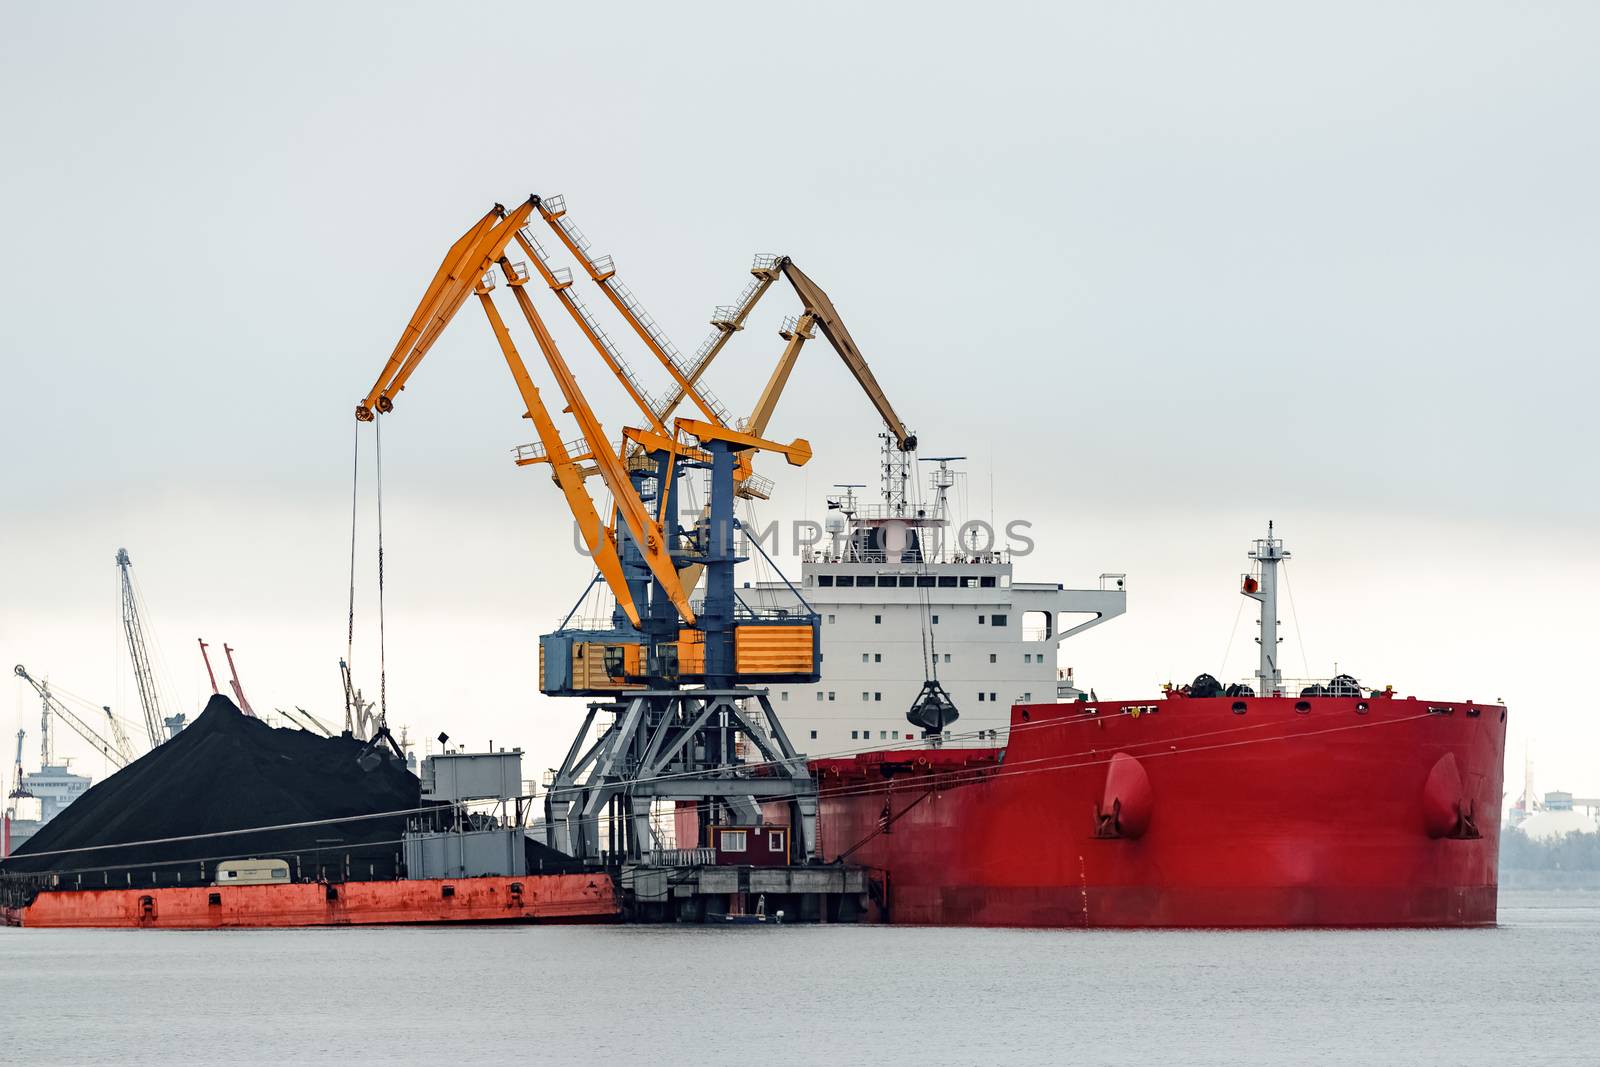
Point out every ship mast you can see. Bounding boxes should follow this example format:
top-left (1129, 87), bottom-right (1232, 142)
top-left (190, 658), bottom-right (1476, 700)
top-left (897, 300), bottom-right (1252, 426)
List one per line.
top-left (1242, 522), bottom-right (1290, 696)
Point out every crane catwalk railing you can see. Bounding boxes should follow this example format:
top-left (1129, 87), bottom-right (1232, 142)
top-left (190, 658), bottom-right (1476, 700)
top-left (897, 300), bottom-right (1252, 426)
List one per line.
top-left (517, 226), bottom-right (557, 268)
top-left (602, 275), bottom-right (730, 423)
top-left (656, 254), bottom-right (781, 420)
top-left (655, 270), bottom-right (774, 420)
top-left (514, 434), bottom-right (592, 465)
top-left (554, 288), bottom-right (657, 415)
top-left (540, 194), bottom-right (734, 427)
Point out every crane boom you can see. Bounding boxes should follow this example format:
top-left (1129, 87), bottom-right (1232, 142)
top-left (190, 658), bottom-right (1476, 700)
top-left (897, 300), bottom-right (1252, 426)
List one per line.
top-left (778, 259), bottom-right (916, 451)
top-left (537, 196), bottom-right (729, 427)
top-left (115, 548), bottom-right (166, 749)
top-left (474, 263), bottom-right (642, 626)
top-left (6, 729), bottom-right (29, 804)
top-left (13, 666), bottom-right (128, 770)
top-left (102, 706), bottom-right (137, 765)
top-left (357, 201), bottom-right (535, 420)
top-left (651, 257), bottom-right (785, 424)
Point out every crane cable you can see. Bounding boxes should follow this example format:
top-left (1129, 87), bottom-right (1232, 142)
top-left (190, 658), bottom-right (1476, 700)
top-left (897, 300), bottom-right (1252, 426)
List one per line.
top-left (344, 423), bottom-right (360, 727)
top-left (375, 417), bottom-right (388, 724)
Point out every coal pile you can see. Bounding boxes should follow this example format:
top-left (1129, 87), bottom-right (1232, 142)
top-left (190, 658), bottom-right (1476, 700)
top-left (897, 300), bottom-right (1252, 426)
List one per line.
top-left (2, 694), bottom-right (420, 886)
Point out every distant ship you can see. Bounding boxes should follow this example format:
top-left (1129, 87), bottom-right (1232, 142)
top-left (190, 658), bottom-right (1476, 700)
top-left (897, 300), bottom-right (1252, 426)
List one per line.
top-left (4, 722), bottom-right (93, 859)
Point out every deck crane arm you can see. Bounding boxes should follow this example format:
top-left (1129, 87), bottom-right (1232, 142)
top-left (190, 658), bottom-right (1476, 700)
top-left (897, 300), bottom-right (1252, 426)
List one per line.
top-left (777, 259), bottom-right (916, 451)
top-left (12, 666), bottom-right (128, 769)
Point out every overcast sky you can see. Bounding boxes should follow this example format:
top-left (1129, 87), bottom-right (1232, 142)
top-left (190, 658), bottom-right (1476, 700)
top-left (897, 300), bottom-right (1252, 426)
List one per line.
top-left (2, 2), bottom-right (1595, 799)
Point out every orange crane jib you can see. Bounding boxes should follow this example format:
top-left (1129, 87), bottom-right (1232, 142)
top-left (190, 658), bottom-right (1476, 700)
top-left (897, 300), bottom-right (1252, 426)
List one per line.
top-left (352, 193), bottom-right (914, 629)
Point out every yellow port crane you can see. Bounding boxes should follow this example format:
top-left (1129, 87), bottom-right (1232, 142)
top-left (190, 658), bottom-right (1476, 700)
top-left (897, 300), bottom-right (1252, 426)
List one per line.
top-left (355, 197), bottom-right (811, 633)
top-left (354, 192), bottom-right (917, 863)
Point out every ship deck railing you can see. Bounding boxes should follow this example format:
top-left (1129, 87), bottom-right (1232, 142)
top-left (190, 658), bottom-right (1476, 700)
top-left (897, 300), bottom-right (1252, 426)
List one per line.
top-left (801, 550), bottom-right (1010, 565)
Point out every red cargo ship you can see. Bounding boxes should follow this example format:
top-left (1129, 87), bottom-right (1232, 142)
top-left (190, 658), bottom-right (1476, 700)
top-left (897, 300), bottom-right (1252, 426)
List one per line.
top-left (810, 525), bottom-right (1505, 927)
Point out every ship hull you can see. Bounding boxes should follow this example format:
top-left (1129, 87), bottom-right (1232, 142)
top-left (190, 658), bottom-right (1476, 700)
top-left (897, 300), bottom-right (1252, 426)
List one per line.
top-left (812, 694), bottom-right (1505, 928)
top-left (3, 873), bottom-right (618, 929)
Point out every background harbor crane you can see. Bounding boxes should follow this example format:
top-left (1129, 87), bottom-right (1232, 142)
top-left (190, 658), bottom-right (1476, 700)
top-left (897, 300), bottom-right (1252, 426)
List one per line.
top-left (13, 666), bottom-right (128, 771)
top-left (116, 548), bottom-right (185, 745)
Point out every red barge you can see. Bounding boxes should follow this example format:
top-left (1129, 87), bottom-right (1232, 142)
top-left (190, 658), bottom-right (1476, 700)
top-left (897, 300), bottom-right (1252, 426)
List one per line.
top-left (4, 873), bottom-right (617, 929)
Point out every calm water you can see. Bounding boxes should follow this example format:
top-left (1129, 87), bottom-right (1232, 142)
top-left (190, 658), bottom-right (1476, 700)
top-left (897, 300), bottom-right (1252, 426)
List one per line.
top-left (2, 890), bottom-right (1595, 1065)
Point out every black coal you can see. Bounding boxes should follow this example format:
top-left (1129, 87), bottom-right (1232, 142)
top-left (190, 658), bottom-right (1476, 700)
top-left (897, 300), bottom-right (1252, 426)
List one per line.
top-left (3, 694), bottom-right (418, 885)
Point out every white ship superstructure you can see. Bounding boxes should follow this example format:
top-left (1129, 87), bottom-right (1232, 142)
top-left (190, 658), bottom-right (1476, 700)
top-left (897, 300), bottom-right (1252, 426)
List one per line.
top-left (751, 445), bottom-right (1126, 751)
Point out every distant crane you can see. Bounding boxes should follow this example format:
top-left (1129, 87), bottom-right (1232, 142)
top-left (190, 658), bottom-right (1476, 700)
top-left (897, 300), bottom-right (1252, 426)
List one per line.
top-left (116, 548), bottom-right (184, 745)
top-left (3, 728), bottom-right (28, 859)
top-left (223, 643), bottom-right (256, 717)
top-left (340, 658), bottom-right (378, 738)
top-left (13, 665), bottom-right (128, 770)
top-left (6, 728), bottom-right (31, 805)
top-left (276, 706), bottom-right (334, 736)
top-left (101, 705), bottom-right (137, 766)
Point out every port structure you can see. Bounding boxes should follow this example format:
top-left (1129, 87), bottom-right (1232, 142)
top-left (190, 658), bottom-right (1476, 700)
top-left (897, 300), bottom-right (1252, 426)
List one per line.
top-left (355, 194), bottom-right (916, 869)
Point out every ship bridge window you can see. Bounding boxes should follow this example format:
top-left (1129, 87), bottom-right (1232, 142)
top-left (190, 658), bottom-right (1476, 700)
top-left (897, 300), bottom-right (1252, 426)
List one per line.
top-left (964, 577), bottom-right (979, 589)
top-left (836, 575), bottom-right (855, 587)
top-left (858, 576), bottom-right (877, 587)
top-left (817, 575), bottom-right (834, 587)
top-left (899, 576), bottom-right (916, 588)
top-left (980, 576), bottom-right (997, 588)
top-left (917, 576), bottom-right (936, 588)
top-left (991, 614), bottom-right (1007, 627)
top-left (938, 576), bottom-right (958, 588)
